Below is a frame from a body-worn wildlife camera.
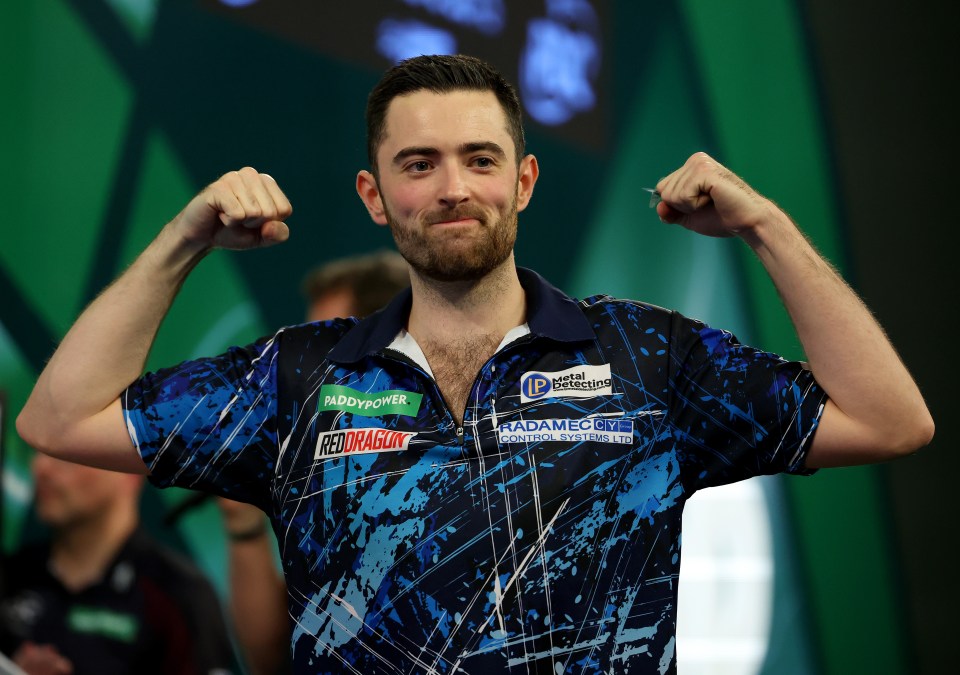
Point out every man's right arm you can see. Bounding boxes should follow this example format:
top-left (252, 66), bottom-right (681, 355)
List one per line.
top-left (17, 168), bottom-right (292, 473)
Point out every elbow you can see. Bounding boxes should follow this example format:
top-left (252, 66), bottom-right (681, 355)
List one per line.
top-left (16, 403), bottom-right (67, 459)
top-left (887, 410), bottom-right (935, 459)
top-left (17, 406), bottom-right (39, 447)
top-left (910, 411), bottom-right (936, 451)
top-left (16, 406), bottom-right (51, 455)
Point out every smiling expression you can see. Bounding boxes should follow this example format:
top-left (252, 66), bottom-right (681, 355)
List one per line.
top-left (358, 89), bottom-right (538, 282)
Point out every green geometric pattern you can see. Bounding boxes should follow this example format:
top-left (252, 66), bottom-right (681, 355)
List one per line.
top-left (0, 1), bottom-right (908, 670)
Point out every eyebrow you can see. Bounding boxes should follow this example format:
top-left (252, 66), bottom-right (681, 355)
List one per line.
top-left (459, 141), bottom-right (507, 159)
top-left (391, 141), bottom-right (508, 166)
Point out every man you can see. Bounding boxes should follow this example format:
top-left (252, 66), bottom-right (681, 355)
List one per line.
top-left (301, 249), bottom-right (411, 323)
top-left (0, 454), bottom-right (237, 675)
top-left (17, 54), bottom-right (932, 673)
top-left (220, 250), bottom-right (409, 675)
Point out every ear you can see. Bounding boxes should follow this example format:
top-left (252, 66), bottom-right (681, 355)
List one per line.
top-left (356, 170), bottom-right (388, 225)
top-left (515, 154), bottom-right (539, 213)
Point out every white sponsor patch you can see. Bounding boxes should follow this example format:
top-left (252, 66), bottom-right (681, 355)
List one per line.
top-left (314, 428), bottom-right (417, 459)
top-left (497, 418), bottom-right (634, 444)
top-left (519, 364), bottom-right (613, 402)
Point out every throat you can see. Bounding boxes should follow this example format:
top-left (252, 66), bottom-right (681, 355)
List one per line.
top-left (420, 334), bottom-right (501, 425)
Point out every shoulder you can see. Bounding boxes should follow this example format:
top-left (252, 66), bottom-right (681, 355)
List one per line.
top-left (2, 541), bottom-right (49, 569)
top-left (123, 532), bottom-right (237, 669)
top-left (125, 532), bottom-right (218, 602)
top-left (275, 317), bottom-right (358, 353)
top-left (578, 293), bottom-right (672, 316)
top-left (1, 542), bottom-right (51, 595)
top-left (576, 293), bottom-right (699, 338)
top-left (572, 294), bottom-right (747, 371)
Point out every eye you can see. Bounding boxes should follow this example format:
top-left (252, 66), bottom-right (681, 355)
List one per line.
top-left (473, 157), bottom-right (494, 168)
top-left (410, 160), bottom-right (431, 172)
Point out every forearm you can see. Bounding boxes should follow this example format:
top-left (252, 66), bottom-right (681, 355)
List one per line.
top-left (655, 152), bottom-right (933, 464)
top-left (18, 167), bottom-right (290, 470)
top-left (229, 536), bottom-right (289, 675)
top-left (218, 498), bottom-right (289, 674)
top-left (744, 203), bottom-right (934, 462)
top-left (18, 225), bottom-right (208, 457)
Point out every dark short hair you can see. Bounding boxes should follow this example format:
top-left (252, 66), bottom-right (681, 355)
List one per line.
top-left (301, 249), bottom-right (410, 318)
top-left (366, 54), bottom-right (526, 174)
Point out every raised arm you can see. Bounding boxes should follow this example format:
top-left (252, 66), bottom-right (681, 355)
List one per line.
top-left (655, 152), bottom-right (934, 468)
top-left (17, 168), bottom-right (292, 472)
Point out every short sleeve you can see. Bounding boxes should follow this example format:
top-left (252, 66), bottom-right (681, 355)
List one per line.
top-left (667, 312), bottom-right (827, 492)
top-left (122, 332), bottom-right (281, 510)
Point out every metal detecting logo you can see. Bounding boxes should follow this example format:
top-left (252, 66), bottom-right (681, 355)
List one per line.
top-left (522, 372), bottom-right (552, 399)
top-left (520, 364), bottom-right (613, 403)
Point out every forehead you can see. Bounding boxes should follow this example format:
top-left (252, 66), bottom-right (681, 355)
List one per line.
top-left (380, 89), bottom-right (514, 157)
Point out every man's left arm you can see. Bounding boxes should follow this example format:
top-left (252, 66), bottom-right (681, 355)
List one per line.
top-left (656, 152), bottom-right (934, 468)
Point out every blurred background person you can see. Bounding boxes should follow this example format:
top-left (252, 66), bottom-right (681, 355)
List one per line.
top-left (301, 249), bottom-right (412, 323)
top-left (0, 452), bottom-right (238, 675)
top-left (220, 250), bottom-right (409, 675)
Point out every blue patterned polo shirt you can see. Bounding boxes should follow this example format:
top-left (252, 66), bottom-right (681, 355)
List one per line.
top-left (123, 268), bottom-right (825, 674)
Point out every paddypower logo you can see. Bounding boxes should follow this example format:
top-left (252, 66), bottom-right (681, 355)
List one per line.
top-left (315, 428), bottom-right (417, 459)
top-left (520, 364), bottom-right (613, 402)
top-left (318, 384), bottom-right (422, 417)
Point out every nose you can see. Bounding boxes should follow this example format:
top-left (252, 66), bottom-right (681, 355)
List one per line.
top-left (31, 451), bottom-right (55, 481)
top-left (31, 451), bottom-right (70, 476)
top-left (438, 164), bottom-right (469, 208)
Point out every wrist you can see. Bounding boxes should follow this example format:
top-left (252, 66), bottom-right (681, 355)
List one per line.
top-left (738, 200), bottom-right (795, 251)
top-left (165, 220), bottom-right (215, 262)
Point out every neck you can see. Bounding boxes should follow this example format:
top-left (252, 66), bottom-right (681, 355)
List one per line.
top-left (50, 504), bottom-right (138, 592)
top-left (407, 255), bottom-right (525, 344)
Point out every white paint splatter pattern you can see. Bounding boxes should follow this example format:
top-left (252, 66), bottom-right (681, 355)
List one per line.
top-left (124, 287), bottom-right (826, 674)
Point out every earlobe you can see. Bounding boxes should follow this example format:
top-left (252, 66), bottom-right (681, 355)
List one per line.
top-left (356, 170), bottom-right (388, 225)
top-left (516, 155), bottom-right (539, 212)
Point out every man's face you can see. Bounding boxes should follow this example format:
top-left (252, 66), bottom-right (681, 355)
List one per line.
top-left (307, 285), bottom-right (357, 322)
top-left (358, 90), bottom-right (537, 282)
top-left (31, 453), bottom-right (131, 529)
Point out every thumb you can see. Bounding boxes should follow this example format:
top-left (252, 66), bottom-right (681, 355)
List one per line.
top-left (259, 220), bottom-right (290, 246)
top-left (656, 201), bottom-right (684, 224)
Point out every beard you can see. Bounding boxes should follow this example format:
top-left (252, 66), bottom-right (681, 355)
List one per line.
top-left (385, 195), bottom-right (518, 283)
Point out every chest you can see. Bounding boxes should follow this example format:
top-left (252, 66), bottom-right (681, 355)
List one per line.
top-left (278, 346), bottom-right (679, 539)
top-left (419, 335), bottom-right (501, 423)
top-left (274, 349), bottom-right (683, 669)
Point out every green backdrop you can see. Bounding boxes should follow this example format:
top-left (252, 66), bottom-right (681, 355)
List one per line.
top-left (0, 2), bottom-right (910, 673)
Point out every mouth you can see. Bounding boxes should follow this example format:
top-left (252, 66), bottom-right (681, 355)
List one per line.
top-left (425, 208), bottom-right (486, 228)
top-left (430, 217), bottom-right (480, 227)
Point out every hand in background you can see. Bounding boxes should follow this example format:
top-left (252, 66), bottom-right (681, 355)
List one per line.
top-left (14, 642), bottom-right (73, 675)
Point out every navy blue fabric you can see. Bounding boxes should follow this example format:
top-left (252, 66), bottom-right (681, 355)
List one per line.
top-left (123, 268), bottom-right (825, 674)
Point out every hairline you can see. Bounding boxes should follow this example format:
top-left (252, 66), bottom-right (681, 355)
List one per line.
top-left (369, 87), bottom-right (525, 178)
top-left (377, 90), bottom-right (521, 173)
